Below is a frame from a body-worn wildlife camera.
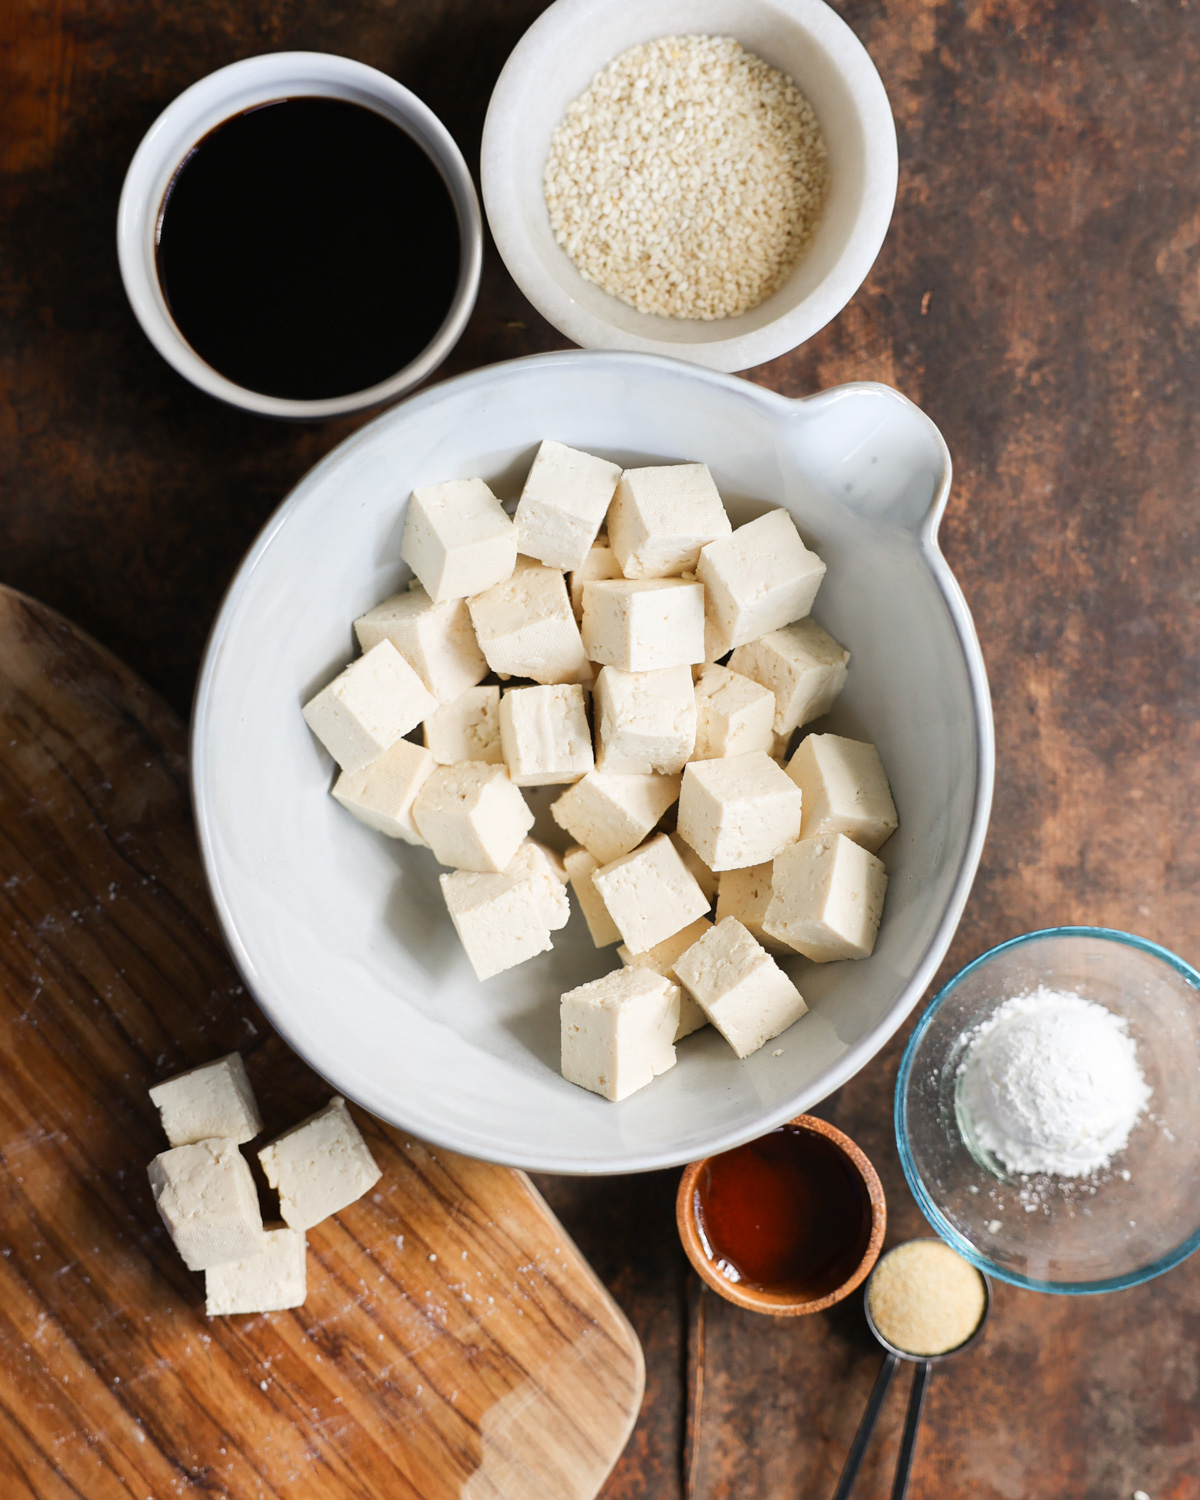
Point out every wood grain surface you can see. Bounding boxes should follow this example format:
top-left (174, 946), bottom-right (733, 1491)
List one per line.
top-left (2, 0), bottom-right (1199, 1497)
top-left (0, 585), bottom-right (644, 1500)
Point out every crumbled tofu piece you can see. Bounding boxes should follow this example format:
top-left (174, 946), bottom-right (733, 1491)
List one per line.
top-left (786, 733), bottom-right (899, 853)
top-left (715, 862), bottom-right (798, 955)
top-left (259, 1097), bottom-right (382, 1231)
top-left (563, 845), bottom-right (622, 946)
top-left (560, 968), bottom-right (679, 1101)
top-left (581, 578), bottom-right (705, 672)
top-left (592, 832), bottom-right (710, 953)
top-left (569, 538), bottom-right (622, 619)
top-left (763, 834), bottom-right (888, 962)
top-left (332, 737), bottom-right (437, 843)
top-left (618, 916), bottom-right (713, 1038)
top-left (149, 1053), bottom-right (262, 1148)
top-left (669, 832), bottom-right (718, 904)
top-left (354, 586), bottom-right (487, 704)
top-left (729, 619), bottom-right (850, 736)
top-left (423, 685), bottom-right (503, 765)
top-left (468, 558), bottom-right (591, 684)
top-left (594, 664), bottom-right (696, 774)
top-left (677, 752), bottom-right (805, 871)
top-left (147, 1139), bottom-right (266, 1271)
top-left (673, 917), bottom-right (808, 1058)
top-left (607, 462), bottom-right (732, 578)
top-left (514, 440), bottom-right (622, 570)
top-left (413, 762), bottom-right (534, 872)
top-left (499, 683), bottom-right (594, 786)
top-left (302, 640), bottom-right (437, 774)
top-left (691, 664), bottom-right (777, 760)
top-left (400, 478), bottom-right (517, 603)
top-left (696, 509), bottom-right (827, 653)
top-left (439, 863), bottom-right (556, 979)
top-left (552, 770), bottom-right (681, 864)
top-left (507, 838), bottom-right (571, 930)
top-left (205, 1226), bottom-right (307, 1317)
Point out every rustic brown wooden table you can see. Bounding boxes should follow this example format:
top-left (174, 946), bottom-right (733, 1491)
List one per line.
top-left (3, 2), bottom-right (1199, 1496)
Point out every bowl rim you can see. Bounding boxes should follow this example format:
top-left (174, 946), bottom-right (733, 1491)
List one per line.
top-left (895, 924), bottom-right (1200, 1294)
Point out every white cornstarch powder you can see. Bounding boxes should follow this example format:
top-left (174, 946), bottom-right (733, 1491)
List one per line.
top-left (544, 35), bottom-right (830, 321)
top-left (958, 987), bottom-right (1151, 1178)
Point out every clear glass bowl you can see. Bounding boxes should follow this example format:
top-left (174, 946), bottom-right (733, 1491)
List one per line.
top-left (896, 927), bottom-right (1200, 1293)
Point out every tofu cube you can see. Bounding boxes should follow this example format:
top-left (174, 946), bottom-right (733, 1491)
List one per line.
top-left (669, 832), bottom-right (718, 905)
top-left (422, 685), bottom-right (503, 765)
top-left (560, 969), bottom-right (680, 1101)
top-left (413, 762), bottom-right (534, 871)
top-left (302, 640), bottom-right (437, 774)
top-left (786, 733), bottom-right (899, 853)
top-left (715, 862), bottom-right (798, 956)
top-left (147, 1138), bottom-right (266, 1271)
top-left (468, 558), bottom-right (591, 684)
top-left (696, 509), bottom-right (827, 653)
top-left (439, 863), bottom-right (555, 979)
top-left (353, 586), bottom-right (487, 704)
top-left (259, 1097), bottom-right (382, 1231)
top-left (205, 1226), bottom-right (307, 1317)
top-left (763, 834), bottom-right (888, 962)
top-left (400, 478), bottom-right (517, 603)
top-left (332, 736), bottom-right (437, 843)
top-left (677, 752), bottom-right (805, 872)
top-left (149, 1052), bottom-right (262, 1148)
top-left (552, 770), bottom-right (681, 864)
top-left (581, 578), bottom-right (705, 672)
top-left (507, 838), bottom-right (570, 931)
top-left (499, 683), bottom-right (594, 786)
top-left (673, 917), bottom-right (808, 1059)
top-left (618, 916), bottom-right (713, 1038)
top-left (514, 440), bottom-right (622, 570)
top-left (728, 619), bottom-right (850, 737)
top-left (691, 664), bottom-right (777, 760)
top-left (591, 832), bottom-right (710, 953)
top-left (569, 538), bottom-right (623, 619)
top-left (594, 665), bottom-right (696, 774)
top-left (563, 845), bottom-right (622, 946)
top-left (607, 463), bottom-right (732, 578)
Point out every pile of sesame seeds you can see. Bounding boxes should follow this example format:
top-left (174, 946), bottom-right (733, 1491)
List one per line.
top-left (544, 35), bottom-right (830, 322)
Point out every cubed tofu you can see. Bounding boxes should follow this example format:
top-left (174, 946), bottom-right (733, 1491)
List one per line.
top-left (400, 478), bottom-right (517, 603)
top-left (302, 640), bottom-right (437, 774)
top-left (499, 683), bottom-right (594, 786)
top-left (594, 665), bottom-right (696, 774)
top-left (332, 736), bottom-right (437, 843)
top-left (786, 734), bottom-right (899, 853)
top-left (354, 586), bottom-right (487, 704)
top-left (569, 538), bottom-right (623, 619)
top-left (607, 462), bottom-right (732, 578)
top-left (439, 863), bottom-right (555, 979)
top-left (422, 685), bottom-right (503, 765)
top-left (728, 619), bottom-right (850, 737)
top-left (560, 968), bottom-right (680, 1101)
top-left (592, 832), bottom-right (710, 953)
top-left (413, 762), bottom-right (534, 872)
top-left (205, 1226), bottom-right (307, 1317)
top-left (763, 834), bottom-right (888, 962)
top-left (147, 1138), bottom-right (266, 1271)
top-left (691, 664), bottom-right (777, 760)
top-left (581, 578), bottom-right (705, 672)
top-left (669, 832), bottom-right (718, 905)
top-left (514, 440), bottom-right (622, 570)
top-left (258, 1097), bottom-right (382, 1232)
top-left (551, 770), bottom-right (681, 864)
top-left (563, 845), bottom-right (622, 946)
top-left (618, 916), bottom-right (713, 1038)
top-left (468, 558), bottom-right (591, 684)
top-left (715, 862), bottom-right (798, 956)
top-left (696, 509), bottom-right (827, 653)
top-left (507, 838), bottom-right (571, 931)
top-left (673, 917), bottom-right (808, 1059)
top-left (149, 1053), bottom-right (262, 1148)
top-left (677, 752), bottom-right (805, 872)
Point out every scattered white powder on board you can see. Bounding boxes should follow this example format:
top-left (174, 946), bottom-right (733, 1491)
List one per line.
top-left (544, 35), bottom-right (829, 321)
top-left (957, 987), bottom-right (1150, 1177)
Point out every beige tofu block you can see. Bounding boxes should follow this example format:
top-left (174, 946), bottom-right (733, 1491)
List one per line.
top-left (696, 509), bottom-right (827, 653)
top-left (618, 916), bottom-right (713, 1038)
top-left (592, 832), bottom-right (710, 953)
top-left (594, 665), bottom-right (696, 774)
top-left (439, 864), bottom-right (555, 980)
top-left (413, 762), bottom-right (534, 872)
top-left (514, 440), bottom-right (622, 570)
top-left (499, 683), bottom-right (594, 786)
top-left (608, 462), bottom-right (732, 578)
top-left (354, 586), bottom-right (486, 704)
top-left (715, 863), bottom-right (798, 956)
top-left (569, 538), bottom-right (623, 619)
top-left (669, 832), bottom-right (718, 905)
top-left (423, 685), bottom-right (503, 765)
top-left (560, 969), bottom-right (679, 1101)
top-left (581, 578), bottom-right (705, 672)
top-left (692, 665), bottom-right (777, 760)
top-left (786, 734), bottom-right (899, 853)
top-left (673, 917), bottom-right (808, 1059)
top-left (729, 619), bottom-right (850, 737)
top-left (147, 1138), bottom-right (266, 1271)
top-left (763, 834), bottom-right (888, 962)
top-left (259, 1097), bottom-right (382, 1232)
top-left (468, 558), bottom-right (591, 685)
top-left (205, 1226), bottom-right (307, 1317)
top-left (149, 1052), bottom-right (262, 1148)
top-left (508, 838), bottom-right (570, 931)
top-left (332, 736), bottom-right (436, 843)
top-left (551, 770), bottom-right (680, 864)
top-left (677, 752), bottom-right (805, 872)
top-left (563, 845), bottom-right (622, 947)
top-left (400, 478), bottom-right (517, 603)
top-left (302, 640), bottom-right (437, 774)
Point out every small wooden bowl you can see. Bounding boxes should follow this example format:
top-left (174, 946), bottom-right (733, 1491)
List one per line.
top-left (676, 1114), bottom-right (887, 1316)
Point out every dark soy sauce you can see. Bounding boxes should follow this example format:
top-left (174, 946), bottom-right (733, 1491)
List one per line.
top-left (695, 1125), bottom-right (872, 1298)
top-left (156, 97), bottom-right (460, 401)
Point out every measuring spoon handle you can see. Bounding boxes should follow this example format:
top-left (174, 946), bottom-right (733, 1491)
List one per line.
top-left (890, 1359), bottom-right (931, 1500)
top-left (831, 1350), bottom-right (900, 1500)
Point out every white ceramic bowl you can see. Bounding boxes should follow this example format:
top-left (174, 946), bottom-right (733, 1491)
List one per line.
top-left (481, 0), bottom-right (897, 371)
top-left (192, 350), bottom-right (993, 1174)
top-left (117, 53), bottom-right (482, 420)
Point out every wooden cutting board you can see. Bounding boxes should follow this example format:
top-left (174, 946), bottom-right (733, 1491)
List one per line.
top-left (0, 585), bottom-right (644, 1500)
